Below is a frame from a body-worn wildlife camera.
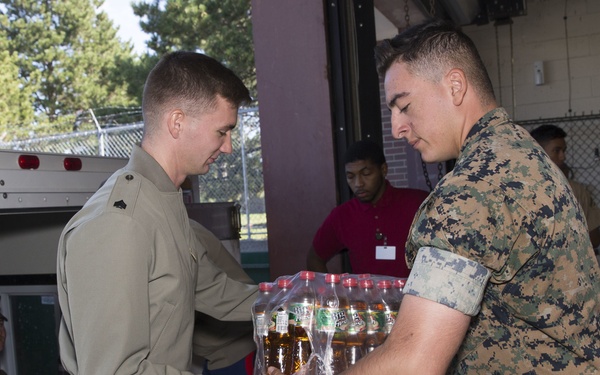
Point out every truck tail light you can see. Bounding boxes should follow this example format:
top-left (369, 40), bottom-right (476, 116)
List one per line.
top-left (63, 157), bottom-right (82, 171)
top-left (18, 155), bottom-right (40, 170)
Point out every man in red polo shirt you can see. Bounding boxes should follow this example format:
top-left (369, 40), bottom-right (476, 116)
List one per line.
top-left (306, 140), bottom-right (429, 277)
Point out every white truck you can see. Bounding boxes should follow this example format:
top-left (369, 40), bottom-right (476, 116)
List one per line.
top-left (0, 150), bottom-right (127, 374)
top-left (0, 148), bottom-right (245, 374)
top-left (0, 148), bottom-right (243, 374)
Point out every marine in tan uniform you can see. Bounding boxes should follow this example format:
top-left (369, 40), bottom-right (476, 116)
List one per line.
top-left (57, 51), bottom-right (258, 374)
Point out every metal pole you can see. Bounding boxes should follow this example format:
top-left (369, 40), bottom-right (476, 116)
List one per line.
top-left (89, 109), bottom-right (105, 156)
top-left (239, 112), bottom-right (251, 240)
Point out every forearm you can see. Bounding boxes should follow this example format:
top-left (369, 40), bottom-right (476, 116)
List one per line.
top-left (342, 295), bottom-right (469, 375)
top-left (306, 246), bottom-right (329, 273)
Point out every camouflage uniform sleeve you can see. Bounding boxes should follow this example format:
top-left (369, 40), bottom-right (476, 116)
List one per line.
top-left (407, 171), bottom-right (532, 283)
top-left (404, 247), bottom-right (491, 316)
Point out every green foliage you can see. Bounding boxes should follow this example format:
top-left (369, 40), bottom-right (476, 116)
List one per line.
top-left (0, 50), bottom-right (36, 141)
top-left (132, 0), bottom-right (256, 99)
top-left (0, 0), bottom-right (258, 153)
top-left (0, 0), bottom-right (144, 139)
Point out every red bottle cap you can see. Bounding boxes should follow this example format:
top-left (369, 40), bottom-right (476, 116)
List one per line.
top-left (342, 277), bottom-right (358, 288)
top-left (325, 273), bottom-right (341, 283)
top-left (299, 270), bottom-right (316, 280)
top-left (394, 279), bottom-right (406, 289)
top-left (359, 279), bottom-right (374, 289)
top-left (377, 280), bottom-right (392, 289)
top-left (277, 278), bottom-right (292, 289)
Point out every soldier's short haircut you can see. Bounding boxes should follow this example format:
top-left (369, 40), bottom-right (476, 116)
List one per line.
top-left (142, 51), bottom-right (251, 132)
top-left (374, 19), bottom-right (496, 107)
top-left (344, 140), bottom-right (386, 167)
top-left (529, 124), bottom-right (567, 146)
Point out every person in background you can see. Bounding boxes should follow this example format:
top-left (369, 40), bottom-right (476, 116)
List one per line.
top-left (529, 124), bottom-right (600, 255)
top-left (306, 139), bottom-right (429, 278)
top-left (57, 51), bottom-right (258, 374)
top-left (270, 18), bottom-right (600, 375)
top-left (190, 219), bottom-right (256, 375)
top-left (0, 311), bottom-right (7, 375)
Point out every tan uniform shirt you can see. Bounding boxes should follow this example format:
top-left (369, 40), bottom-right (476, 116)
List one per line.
top-left (57, 146), bottom-right (258, 374)
top-left (568, 179), bottom-right (600, 231)
top-left (190, 219), bottom-right (256, 370)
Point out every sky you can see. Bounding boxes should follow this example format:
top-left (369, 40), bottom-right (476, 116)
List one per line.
top-left (99, 0), bottom-right (149, 54)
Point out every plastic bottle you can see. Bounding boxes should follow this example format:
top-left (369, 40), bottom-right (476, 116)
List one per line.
top-left (360, 278), bottom-right (385, 353)
top-left (289, 270), bottom-right (316, 373)
top-left (253, 282), bottom-right (274, 375)
top-left (377, 279), bottom-right (399, 336)
top-left (316, 273), bottom-right (349, 375)
top-left (268, 277), bottom-right (294, 375)
top-left (342, 276), bottom-right (367, 367)
top-left (393, 278), bottom-right (406, 308)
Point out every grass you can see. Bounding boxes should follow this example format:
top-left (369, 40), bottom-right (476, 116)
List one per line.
top-left (240, 212), bottom-right (268, 240)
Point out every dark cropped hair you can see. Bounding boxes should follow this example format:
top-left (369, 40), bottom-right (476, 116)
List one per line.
top-left (374, 19), bottom-right (495, 106)
top-left (142, 51), bottom-right (251, 131)
top-left (345, 140), bottom-right (386, 166)
top-left (529, 124), bottom-right (567, 146)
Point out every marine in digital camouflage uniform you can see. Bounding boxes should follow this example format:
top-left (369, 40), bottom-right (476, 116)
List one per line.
top-left (404, 107), bottom-right (600, 373)
top-left (266, 17), bottom-right (600, 375)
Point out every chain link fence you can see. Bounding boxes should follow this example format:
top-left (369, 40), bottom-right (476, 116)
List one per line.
top-left (0, 107), bottom-right (267, 245)
top-left (520, 113), bottom-right (600, 206)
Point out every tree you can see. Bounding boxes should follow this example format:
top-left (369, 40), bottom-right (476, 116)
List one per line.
top-left (0, 23), bottom-right (35, 141)
top-left (131, 0), bottom-right (263, 206)
top-left (0, 0), bottom-right (142, 137)
top-left (132, 0), bottom-right (256, 99)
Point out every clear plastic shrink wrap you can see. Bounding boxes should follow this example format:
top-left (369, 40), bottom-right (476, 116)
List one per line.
top-left (252, 272), bottom-right (406, 375)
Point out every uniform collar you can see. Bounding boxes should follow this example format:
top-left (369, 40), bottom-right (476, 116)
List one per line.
top-left (126, 145), bottom-right (179, 193)
top-left (459, 107), bottom-right (511, 161)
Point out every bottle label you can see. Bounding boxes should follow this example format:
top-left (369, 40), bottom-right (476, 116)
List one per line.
top-left (290, 302), bottom-right (314, 327)
top-left (255, 313), bottom-right (266, 335)
top-left (275, 310), bottom-right (290, 333)
top-left (347, 308), bottom-right (367, 334)
top-left (367, 311), bottom-right (385, 333)
top-left (384, 310), bottom-right (397, 334)
top-left (316, 308), bottom-right (349, 333)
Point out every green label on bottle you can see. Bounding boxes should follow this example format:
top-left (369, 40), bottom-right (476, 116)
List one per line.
top-left (316, 308), bottom-right (349, 333)
top-left (347, 308), bottom-right (367, 334)
top-left (367, 310), bottom-right (385, 333)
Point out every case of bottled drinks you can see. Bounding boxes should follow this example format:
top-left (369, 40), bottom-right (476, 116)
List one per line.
top-left (252, 271), bottom-right (406, 375)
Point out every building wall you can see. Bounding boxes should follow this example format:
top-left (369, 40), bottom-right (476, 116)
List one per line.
top-left (381, 0), bottom-right (600, 190)
top-left (463, 0), bottom-right (600, 121)
top-left (252, 1), bottom-right (344, 279)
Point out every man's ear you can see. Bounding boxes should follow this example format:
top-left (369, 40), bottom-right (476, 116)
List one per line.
top-left (167, 109), bottom-right (184, 139)
top-left (448, 68), bottom-right (467, 106)
top-left (381, 162), bottom-right (389, 178)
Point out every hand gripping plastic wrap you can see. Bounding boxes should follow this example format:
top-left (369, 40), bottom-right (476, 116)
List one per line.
top-left (252, 271), bottom-right (406, 375)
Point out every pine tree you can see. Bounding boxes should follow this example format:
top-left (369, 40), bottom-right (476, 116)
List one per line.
top-left (0, 0), bottom-right (141, 136)
top-left (132, 0), bottom-right (256, 99)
